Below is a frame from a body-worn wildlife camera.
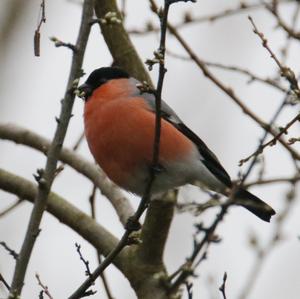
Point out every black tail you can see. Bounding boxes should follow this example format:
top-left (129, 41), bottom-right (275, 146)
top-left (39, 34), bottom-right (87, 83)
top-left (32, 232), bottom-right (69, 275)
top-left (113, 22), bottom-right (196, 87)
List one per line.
top-left (235, 188), bottom-right (276, 222)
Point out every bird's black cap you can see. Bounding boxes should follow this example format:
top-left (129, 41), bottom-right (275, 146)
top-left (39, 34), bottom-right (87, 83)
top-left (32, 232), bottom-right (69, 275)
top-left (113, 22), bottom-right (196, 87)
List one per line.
top-left (78, 67), bottom-right (130, 100)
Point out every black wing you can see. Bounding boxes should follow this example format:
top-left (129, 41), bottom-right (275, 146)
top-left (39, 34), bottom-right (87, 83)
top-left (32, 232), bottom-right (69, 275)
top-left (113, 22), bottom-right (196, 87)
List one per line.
top-left (174, 122), bottom-right (232, 187)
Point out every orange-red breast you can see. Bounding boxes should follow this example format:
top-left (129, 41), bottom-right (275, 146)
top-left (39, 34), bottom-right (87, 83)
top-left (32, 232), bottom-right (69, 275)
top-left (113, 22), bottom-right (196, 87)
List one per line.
top-left (79, 67), bottom-right (275, 222)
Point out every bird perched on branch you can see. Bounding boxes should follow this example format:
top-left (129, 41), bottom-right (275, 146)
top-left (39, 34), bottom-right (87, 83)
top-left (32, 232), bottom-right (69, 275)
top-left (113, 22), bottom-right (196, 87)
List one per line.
top-left (78, 67), bottom-right (275, 222)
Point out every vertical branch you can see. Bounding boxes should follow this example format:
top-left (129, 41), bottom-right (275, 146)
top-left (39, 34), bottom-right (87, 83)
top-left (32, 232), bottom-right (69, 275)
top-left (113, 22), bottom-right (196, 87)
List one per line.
top-left (89, 185), bottom-right (115, 299)
top-left (8, 0), bottom-right (94, 297)
top-left (128, 0), bottom-right (172, 224)
top-left (34, 0), bottom-right (46, 57)
top-left (68, 1), bottom-right (195, 298)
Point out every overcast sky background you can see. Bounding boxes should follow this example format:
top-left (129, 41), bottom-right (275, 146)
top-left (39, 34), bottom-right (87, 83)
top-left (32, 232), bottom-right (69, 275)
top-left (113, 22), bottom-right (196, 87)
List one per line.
top-left (1, 0), bottom-right (300, 298)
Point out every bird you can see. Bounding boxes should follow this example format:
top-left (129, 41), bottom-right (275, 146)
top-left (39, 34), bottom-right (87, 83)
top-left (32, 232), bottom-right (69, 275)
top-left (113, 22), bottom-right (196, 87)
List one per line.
top-left (78, 66), bottom-right (275, 222)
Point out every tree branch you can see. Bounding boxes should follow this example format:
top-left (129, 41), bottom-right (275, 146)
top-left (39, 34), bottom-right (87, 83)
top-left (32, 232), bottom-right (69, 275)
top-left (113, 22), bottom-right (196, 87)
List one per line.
top-left (0, 123), bottom-right (134, 226)
top-left (0, 197), bottom-right (24, 218)
top-left (94, 0), bottom-right (152, 84)
top-left (135, 192), bottom-right (176, 266)
top-left (129, 0), bottom-right (293, 34)
top-left (9, 1), bottom-right (94, 296)
top-left (0, 168), bottom-right (129, 274)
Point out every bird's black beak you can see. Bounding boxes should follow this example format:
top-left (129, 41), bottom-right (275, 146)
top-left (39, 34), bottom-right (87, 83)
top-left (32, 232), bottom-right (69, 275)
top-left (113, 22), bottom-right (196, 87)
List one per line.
top-left (76, 83), bottom-right (93, 101)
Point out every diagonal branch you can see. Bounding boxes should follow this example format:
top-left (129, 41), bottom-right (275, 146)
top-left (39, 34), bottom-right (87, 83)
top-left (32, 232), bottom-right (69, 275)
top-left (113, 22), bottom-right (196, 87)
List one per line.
top-left (9, 1), bottom-right (94, 297)
top-left (240, 112), bottom-right (300, 165)
top-left (0, 123), bottom-right (134, 226)
top-left (0, 168), bottom-right (127, 273)
top-left (0, 197), bottom-right (23, 218)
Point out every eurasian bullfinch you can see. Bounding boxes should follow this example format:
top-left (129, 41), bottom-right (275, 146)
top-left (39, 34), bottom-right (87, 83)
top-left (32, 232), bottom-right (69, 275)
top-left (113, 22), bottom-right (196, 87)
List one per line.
top-left (78, 67), bottom-right (275, 222)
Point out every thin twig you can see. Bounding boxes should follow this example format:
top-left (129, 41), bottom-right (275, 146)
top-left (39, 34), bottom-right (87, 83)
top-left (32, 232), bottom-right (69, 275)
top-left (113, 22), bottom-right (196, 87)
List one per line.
top-left (68, 230), bottom-right (134, 299)
top-left (0, 241), bottom-right (18, 260)
top-left (50, 37), bottom-right (78, 52)
top-left (277, 2), bottom-right (300, 65)
top-left (240, 112), bottom-right (300, 165)
top-left (166, 49), bottom-right (287, 92)
top-left (0, 198), bottom-right (24, 218)
top-left (267, 1), bottom-right (300, 40)
top-left (88, 184), bottom-right (115, 299)
top-left (169, 198), bottom-right (231, 292)
top-left (35, 273), bottom-right (54, 299)
top-left (244, 175), bottom-right (300, 187)
top-left (185, 282), bottom-right (193, 299)
top-left (205, 61), bottom-right (287, 92)
top-left (219, 272), bottom-right (228, 299)
top-left (248, 16), bottom-right (300, 97)
top-left (0, 273), bottom-right (10, 291)
top-left (75, 243), bottom-right (93, 278)
top-left (8, 1), bottom-right (94, 297)
top-left (130, 0), bottom-right (293, 34)
top-left (72, 131), bottom-right (85, 151)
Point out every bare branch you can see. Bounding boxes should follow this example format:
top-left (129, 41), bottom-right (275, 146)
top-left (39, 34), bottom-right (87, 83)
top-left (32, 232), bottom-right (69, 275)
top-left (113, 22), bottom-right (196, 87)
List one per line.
top-left (0, 273), bottom-right (10, 291)
top-left (130, 0), bottom-right (293, 35)
top-left (240, 112), bottom-right (300, 165)
top-left (205, 61), bottom-right (287, 92)
top-left (0, 241), bottom-right (18, 260)
top-left (35, 273), bottom-right (54, 299)
top-left (219, 272), bottom-right (228, 299)
top-left (166, 49), bottom-right (287, 92)
top-left (9, 2), bottom-right (94, 295)
top-left (0, 198), bottom-right (24, 218)
top-left (0, 123), bottom-right (134, 226)
top-left (0, 168), bottom-right (127, 272)
top-left (243, 175), bottom-right (300, 187)
top-left (50, 36), bottom-right (78, 52)
top-left (249, 16), bottom-right (300, 97)
top-left (88, 184), bottom-right (115, 299)
top-left (267, 1), bottom-right (300, 40)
